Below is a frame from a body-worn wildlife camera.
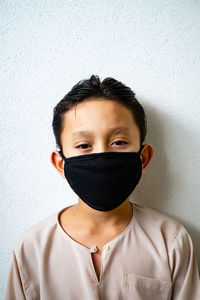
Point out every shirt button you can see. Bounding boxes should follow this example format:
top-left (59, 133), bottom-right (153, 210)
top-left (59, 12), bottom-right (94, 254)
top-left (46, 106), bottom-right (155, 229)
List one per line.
top-left (103, 245), bottom-right (110, 251)
top-left (89, 245), bottom-right (97, 253)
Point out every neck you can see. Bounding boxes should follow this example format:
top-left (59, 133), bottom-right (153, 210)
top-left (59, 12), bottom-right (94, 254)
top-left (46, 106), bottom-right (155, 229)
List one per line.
top-left (71, 198), bottom-right (133, 234)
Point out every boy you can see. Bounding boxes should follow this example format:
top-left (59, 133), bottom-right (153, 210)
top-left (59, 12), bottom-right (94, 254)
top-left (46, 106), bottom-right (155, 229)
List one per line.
top-left (5, 75), bottom-right (200, 299)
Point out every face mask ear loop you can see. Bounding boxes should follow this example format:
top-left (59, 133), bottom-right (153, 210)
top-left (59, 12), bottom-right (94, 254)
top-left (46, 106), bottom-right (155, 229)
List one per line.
top-left (139, 144), bottom-right (145, 154)
top-left (58, 150), bottom-right (67, 161)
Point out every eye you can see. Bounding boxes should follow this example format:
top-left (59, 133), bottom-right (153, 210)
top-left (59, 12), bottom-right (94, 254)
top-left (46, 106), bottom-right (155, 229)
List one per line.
top-left (112, 140), bottom-right (128, 146)
top-left (75, 143), bottom-right (91, 149)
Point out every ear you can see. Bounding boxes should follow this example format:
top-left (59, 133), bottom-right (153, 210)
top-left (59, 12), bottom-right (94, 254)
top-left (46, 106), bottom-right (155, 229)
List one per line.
top-left (50, 150), bottom-right (66, 179)
top-left (140, 144), bottom-right (154, 174)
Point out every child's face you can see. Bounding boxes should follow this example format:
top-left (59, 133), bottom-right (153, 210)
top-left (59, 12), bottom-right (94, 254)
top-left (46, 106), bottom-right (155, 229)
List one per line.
top-left (60, 97), bottom-right (141, 158)
top-left (51, 97), bottom-right (154, 178)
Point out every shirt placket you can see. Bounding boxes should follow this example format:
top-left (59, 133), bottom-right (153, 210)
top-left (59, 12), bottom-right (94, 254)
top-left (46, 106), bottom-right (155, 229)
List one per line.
top-left (89, 244), bottom-right (111, 285)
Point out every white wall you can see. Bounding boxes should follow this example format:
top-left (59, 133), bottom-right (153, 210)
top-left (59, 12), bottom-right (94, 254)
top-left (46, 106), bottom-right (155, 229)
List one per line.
top-left (1, 0), bottom-right (200, 297)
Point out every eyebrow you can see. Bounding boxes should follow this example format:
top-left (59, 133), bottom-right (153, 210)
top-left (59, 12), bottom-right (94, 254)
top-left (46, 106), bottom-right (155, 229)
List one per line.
top-left (71, 126), bottom-right (131, 138)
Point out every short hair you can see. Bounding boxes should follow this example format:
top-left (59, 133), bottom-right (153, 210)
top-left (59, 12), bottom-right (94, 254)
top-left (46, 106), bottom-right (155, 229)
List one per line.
top-left (52, 75), bottom-right (147, 151)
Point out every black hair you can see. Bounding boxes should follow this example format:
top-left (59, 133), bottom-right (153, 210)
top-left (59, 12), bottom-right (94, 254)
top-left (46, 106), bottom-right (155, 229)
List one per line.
top-left (52, 75), bottom-right (147, 151)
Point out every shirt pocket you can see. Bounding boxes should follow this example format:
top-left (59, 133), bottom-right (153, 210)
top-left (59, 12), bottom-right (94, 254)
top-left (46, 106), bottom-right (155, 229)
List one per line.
top-left (122, 273), bottom-right (172, 300)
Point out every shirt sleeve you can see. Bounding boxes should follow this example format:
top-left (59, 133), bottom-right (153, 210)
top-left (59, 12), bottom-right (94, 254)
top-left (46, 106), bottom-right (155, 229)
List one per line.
top-left (4, 250), bottom-right (34, 300)
top-left (169, 225), bottom-right (200, 299)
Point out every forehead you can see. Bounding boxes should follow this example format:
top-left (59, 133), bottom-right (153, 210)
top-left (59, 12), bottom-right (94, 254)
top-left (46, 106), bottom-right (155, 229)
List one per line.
top-left (61, 98), bottom-right (139, 137)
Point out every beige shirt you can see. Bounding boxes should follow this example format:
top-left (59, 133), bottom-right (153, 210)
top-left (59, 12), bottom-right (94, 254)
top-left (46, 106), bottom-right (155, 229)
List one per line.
top-left (5, 202), bottom-right (200, 300)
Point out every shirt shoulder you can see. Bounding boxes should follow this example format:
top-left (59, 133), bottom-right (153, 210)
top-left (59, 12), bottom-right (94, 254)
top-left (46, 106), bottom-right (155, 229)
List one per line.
top-left (13, 209), bottom-right (60, 257)
top-left (132, 202), bottom-right (182, 252)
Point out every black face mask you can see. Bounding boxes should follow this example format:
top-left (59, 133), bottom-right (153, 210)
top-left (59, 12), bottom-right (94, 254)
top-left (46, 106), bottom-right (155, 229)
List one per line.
top-left (58, 144), bottom-right (145, 211)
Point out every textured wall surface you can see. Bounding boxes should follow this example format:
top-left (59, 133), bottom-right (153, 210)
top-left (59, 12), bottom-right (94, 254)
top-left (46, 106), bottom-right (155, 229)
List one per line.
top-left (1, 0), bottom-right (200, 297)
